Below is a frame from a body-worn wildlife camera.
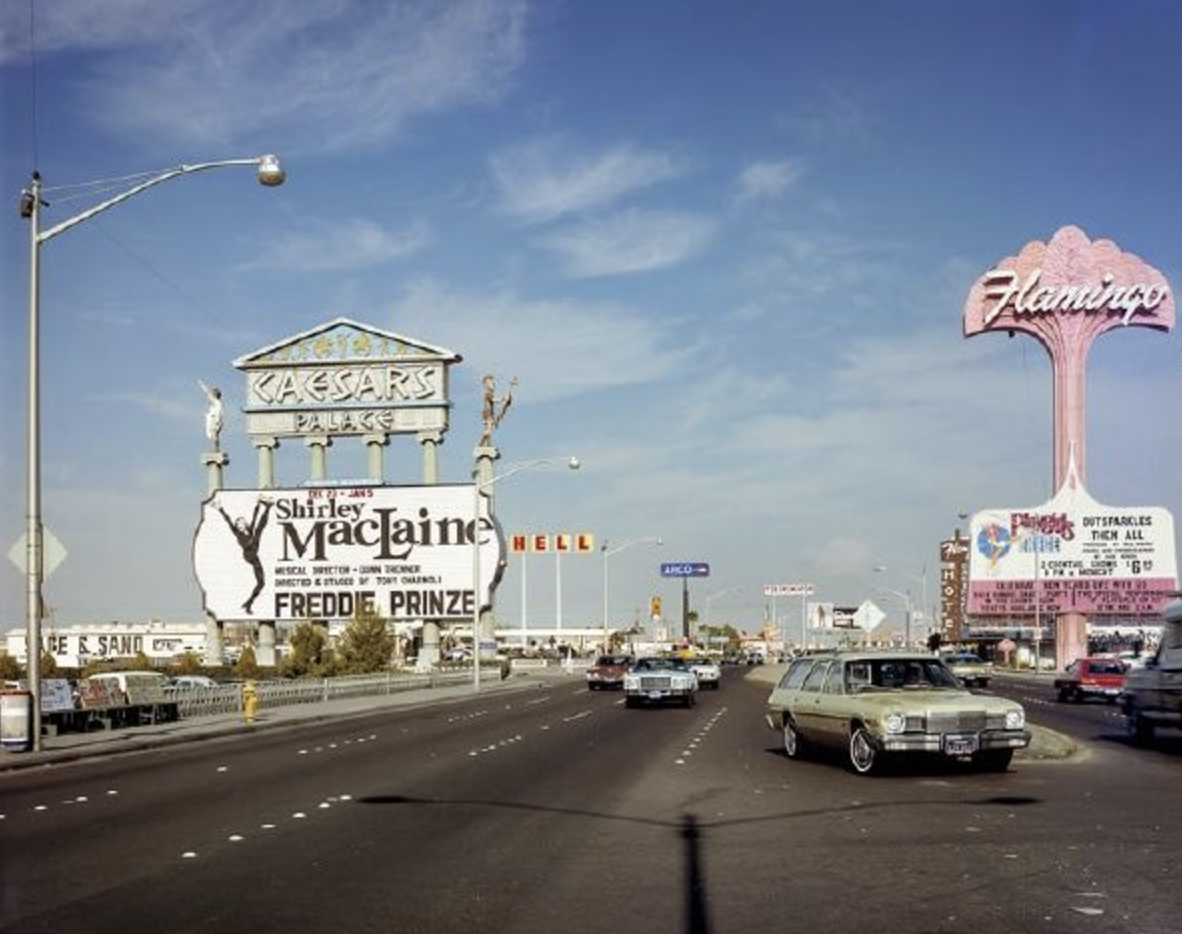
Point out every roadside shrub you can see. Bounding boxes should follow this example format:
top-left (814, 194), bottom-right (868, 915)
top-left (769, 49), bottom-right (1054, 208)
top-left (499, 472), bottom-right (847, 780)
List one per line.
top-left (0, 652), bottom-right (23, 681)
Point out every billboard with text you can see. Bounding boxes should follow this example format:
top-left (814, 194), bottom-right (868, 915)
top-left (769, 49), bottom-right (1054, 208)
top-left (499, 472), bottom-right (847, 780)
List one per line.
top-left (193, 484), bottom-right (499, 622)
top-left (968, 478), bottom-right (1176, 617)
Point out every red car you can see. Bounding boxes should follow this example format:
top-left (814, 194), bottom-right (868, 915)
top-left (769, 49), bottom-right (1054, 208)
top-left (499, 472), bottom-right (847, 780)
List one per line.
top-left (1054, 658), bottom-right (1127, 704)
top-left (586, 655), bottom-right (633, 691)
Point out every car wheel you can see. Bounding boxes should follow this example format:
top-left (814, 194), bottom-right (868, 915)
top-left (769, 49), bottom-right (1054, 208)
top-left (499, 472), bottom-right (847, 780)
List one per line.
top-left (624, 696), bottom-right (638, 709)
top-left (972, 749), bottom-right (1013, 772)
top-left (848, 726), bottom-right (878, 775)
top-left (1056, 688), bottom-right (1069, 703)
top-left (781, 718), bottom-right (802, 759)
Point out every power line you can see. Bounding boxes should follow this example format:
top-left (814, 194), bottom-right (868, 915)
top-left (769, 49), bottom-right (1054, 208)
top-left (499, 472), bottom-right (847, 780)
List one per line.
top-left (27, 0), bottom-right (40, 171)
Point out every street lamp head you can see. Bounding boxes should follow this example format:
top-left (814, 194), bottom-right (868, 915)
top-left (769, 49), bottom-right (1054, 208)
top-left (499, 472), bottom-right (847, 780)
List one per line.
top-left (874, 565), bottom-right (888, 573)
top-left (256, 154), bottom-right (286, 187)
top-left (567, 456), bottom-right (581, 471)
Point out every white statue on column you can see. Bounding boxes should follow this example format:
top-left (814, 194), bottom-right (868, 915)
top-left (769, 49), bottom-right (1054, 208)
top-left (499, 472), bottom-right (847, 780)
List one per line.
top-left (199, 380), bottom-right (224, 451)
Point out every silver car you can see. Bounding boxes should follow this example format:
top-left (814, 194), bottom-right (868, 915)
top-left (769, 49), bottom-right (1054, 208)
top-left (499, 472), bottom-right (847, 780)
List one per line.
top-left (765, 651), bottom-right (1029, 775)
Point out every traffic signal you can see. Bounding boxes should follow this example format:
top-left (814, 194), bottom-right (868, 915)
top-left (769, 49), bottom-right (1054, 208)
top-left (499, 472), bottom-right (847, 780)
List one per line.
top-left (650, 596), bottom-right (662, 619)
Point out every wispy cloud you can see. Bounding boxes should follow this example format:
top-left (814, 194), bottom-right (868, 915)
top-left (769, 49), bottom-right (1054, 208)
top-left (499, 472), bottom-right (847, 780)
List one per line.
top-left (248, 217), bottom-right (429, 271)
top-left (3, 0), bottom-right (530, 153)
top-left (383, 278), bottom-right (697, 401)
top-left (538, 209), bottom-right (715, 277)
top-left (776, 82), bottom-right (879, 146)
top-left (736, 159), bottom-right (804, 202)
top-left (490, 137), bottom-right (684, 223)
top-left (90, 390), bottom-right (197, 426)
top-left (742, 225), bottom-right (906, 299)
top-left (0, 0), bottom-right (204, 62)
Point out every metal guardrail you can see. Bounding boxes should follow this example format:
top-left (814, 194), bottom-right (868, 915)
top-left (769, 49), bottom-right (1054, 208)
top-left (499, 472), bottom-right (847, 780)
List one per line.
top-left (169, 668), bottom-right (475, 718)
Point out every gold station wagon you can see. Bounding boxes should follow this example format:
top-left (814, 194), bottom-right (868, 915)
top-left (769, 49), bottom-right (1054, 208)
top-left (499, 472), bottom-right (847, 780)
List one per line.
top-left (765, 651), bottom-right (1030, 775)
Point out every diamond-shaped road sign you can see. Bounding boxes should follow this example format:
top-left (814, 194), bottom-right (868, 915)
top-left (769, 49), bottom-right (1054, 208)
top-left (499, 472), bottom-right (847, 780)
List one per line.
top-left (8, 527), bottom-right (68, 578)
top-left (854, 600), bottom-right (886, 631)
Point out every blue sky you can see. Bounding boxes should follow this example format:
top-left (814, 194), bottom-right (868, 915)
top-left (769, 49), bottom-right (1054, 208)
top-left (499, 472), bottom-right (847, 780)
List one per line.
top-left (1, 0), bottom-right (1179, 637)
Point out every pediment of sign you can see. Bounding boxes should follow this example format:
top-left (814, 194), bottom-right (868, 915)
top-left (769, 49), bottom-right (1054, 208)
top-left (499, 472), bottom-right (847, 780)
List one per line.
top-left (232, 317), bottom-right (462, 370)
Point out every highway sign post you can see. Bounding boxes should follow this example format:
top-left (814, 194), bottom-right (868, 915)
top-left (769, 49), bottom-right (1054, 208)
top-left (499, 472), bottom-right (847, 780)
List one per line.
top-left (763, 582), bottom-right (815, 654)
top-left (660, 562), bottom-right (710, 640)
top-left (660, 562), bottom-right (710, 578)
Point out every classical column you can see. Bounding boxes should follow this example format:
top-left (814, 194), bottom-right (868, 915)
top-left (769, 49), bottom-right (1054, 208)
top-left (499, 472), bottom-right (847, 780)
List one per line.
top-left (363, 433), bottom-right (389, 483)
top-left (418, 430), bottom-right (443, 484)
top-left (254, 436), bottom-right (279, 490)
top-left (202, 450), bottom-right (229, 498)
top-left (420, 622), bottom-right (441, 669)
top-left (201, 450), bottom-right (229, 666)
top-left (250, 436), bottom-right (279, 667)
top-left (474, 445), bottom-right (500, 654)
top-left (306, 434), bottom-right (331, 482)
top-left (257, 621), bottom-right (277, 668)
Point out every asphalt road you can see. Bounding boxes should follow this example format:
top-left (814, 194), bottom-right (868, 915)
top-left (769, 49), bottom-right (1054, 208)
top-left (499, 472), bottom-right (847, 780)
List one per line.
top-left (2, 666), bottom-right (1180, 934)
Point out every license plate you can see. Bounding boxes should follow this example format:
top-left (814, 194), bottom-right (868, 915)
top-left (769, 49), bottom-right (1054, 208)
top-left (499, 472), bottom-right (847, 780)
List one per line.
top-left (943, 734), bottom-right (979, 755)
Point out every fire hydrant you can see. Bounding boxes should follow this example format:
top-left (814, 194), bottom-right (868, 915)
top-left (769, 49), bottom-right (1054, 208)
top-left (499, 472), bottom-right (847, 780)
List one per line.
top-left (242, 680), bottom-right (260, 725)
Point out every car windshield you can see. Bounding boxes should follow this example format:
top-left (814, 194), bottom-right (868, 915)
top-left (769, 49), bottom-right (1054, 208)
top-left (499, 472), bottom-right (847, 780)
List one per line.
top-left (632, 657), bottom-right (688, 672)
top-left (847, 658), bottom-right (962, 692)
top-left (595, 656), bottom-right (629, 666)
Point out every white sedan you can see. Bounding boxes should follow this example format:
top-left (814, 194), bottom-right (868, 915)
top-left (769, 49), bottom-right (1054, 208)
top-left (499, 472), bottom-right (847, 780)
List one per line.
top-left (624, 657), bottom-right (698, 708)
top-left (688, 658), bottom-right (721, 689)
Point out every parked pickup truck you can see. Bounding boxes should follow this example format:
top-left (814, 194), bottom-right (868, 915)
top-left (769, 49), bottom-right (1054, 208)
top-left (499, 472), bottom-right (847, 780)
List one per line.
top-left (1121, 598), bottom-right (1182, 746)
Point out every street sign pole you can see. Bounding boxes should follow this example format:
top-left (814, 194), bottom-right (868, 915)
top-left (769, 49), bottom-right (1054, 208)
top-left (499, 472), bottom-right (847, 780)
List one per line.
top-left (660, 562), bottom-right (710, 644)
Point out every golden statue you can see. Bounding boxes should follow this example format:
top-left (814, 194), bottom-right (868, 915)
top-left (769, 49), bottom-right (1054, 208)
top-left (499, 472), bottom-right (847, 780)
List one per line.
top-left (479, 375), bottom-right (517, 447)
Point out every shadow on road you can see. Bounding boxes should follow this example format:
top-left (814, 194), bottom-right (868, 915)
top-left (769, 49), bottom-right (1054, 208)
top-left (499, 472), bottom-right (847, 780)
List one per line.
top-left (355, 789), bottom-right (1047, 934)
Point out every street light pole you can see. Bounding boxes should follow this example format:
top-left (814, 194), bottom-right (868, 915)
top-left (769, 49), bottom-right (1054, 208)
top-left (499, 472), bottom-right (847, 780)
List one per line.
top-left (472, 456), bottom-right (580, 692)
top-left (601, 536), bottom-right (662, 654)
top-left (877, 586), bottom-right (914, 645)
top-left (704, 585), bottom-right (740, 631)
top-left (20, 155), bottom-right (285, 751)
top-left (875, 564), bottom-right (926, 646)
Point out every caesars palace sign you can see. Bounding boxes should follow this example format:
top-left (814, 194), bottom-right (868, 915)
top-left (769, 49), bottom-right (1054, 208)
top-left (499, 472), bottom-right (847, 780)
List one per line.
top-left (193, 319), bottom-right (482, 622)
top-left (234, 317), bottom-right (459, 439)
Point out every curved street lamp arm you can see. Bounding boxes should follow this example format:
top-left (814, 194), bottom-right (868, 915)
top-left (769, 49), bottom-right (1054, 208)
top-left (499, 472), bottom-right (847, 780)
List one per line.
top-left (603, 535), bottom-right (662, 558)
top-left (476, 456), bottom-right (580, 492)
top-left (37, 156), bottom-right (283, 244)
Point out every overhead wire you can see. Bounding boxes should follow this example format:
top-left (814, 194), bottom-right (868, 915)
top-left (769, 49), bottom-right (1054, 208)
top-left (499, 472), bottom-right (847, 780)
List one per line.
top-left (27, 0), bottom-right (39, 171)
